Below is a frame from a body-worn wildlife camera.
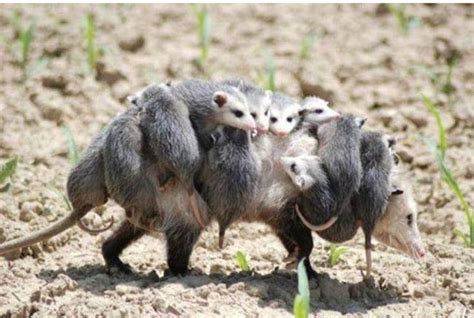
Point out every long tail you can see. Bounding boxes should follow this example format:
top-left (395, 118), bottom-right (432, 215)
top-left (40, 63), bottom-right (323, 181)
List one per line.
top-left (0, 207), bottom-right (88, 256)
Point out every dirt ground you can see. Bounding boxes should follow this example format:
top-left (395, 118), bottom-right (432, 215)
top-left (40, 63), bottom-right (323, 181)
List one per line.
top-left (0, 4), bottom-right (473, 317)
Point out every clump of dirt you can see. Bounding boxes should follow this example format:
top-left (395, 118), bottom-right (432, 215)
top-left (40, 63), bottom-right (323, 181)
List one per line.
top-left (0, 4), bottom-right (473, 317)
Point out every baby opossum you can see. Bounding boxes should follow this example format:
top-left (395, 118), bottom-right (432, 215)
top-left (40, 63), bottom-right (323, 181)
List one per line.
top-left (168, 79), bottom-right (257, 150)
top-left (296, 115), bottom-right (365, 228)
top-left (220, 79), bottom-right (272, 135)
top-left (268, 93), bottom-right (302, 138)
top-left (136, 83), bottom-right (207, 228)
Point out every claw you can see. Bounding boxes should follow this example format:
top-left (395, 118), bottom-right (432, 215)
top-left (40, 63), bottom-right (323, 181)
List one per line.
top-left (77, 216), bottom-right (114, 235)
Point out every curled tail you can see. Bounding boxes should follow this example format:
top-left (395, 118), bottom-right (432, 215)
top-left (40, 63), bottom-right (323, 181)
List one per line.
top-left (0, 206), bottom-right (90, 256)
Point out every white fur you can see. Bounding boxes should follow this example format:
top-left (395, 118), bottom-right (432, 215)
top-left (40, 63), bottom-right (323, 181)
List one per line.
top-left (373, 172), bottom-right (426, 259)
top-left (301, 97), bottom-right (340, 126)
top-left (280, 155), bottom-right (321, 191)
top-left (269, 103), bottom-right (301, 137)
top-left (213, 91), bottom-right (257, 132)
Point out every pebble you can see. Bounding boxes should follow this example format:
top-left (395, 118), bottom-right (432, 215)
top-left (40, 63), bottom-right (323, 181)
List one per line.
top-left (403, 110), bottom-right (428, 128)
top-left (119, 34), bottom-right (145, 52)
top-left (413, 155), bottom-right (432, 169)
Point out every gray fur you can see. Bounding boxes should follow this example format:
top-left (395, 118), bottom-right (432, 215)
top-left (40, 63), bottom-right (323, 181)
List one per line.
top-left (199, 126), bottom-right (261, 246)
top-left (298, 115), bottom-right (363, 225)
top-left (168, 79), bottom-right (249, 149)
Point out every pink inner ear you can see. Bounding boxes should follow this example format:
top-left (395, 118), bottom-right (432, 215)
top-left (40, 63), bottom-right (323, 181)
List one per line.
top-left (214, 93), bottom-right (228, 108)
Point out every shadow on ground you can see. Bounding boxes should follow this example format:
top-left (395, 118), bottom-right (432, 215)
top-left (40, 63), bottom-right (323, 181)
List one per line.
top-left (38, 264), bottom-right (406, 315)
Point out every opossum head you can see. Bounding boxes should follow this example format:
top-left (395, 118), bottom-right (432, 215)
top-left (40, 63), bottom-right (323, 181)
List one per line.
top-left (269, 94), bottom-right (301, 138)
top-left (248, 89), bottom-right (272, 134)
top-left (212, 88), bottom-right (257, 132)
top-left (300, 97), bottom-right (340, 126)
top-left (373, 179), bottom-right (426, 260)
top-left (280, 155), bottom-right (321, 191)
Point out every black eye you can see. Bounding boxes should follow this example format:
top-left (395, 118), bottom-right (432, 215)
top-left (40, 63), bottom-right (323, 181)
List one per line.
top-left (265, 110), bottom-right (269, 116)
top-left (287, 117), bottom-right (293, 123)
top-left (290, 163), bottom-right (296, 172)
top-left (315, 109), bottom-right (323, 114)
top-left (270, 117), bottom-right (277, 123)
top-left (251, 112), bottom-right (257, 119)
top-left (407, 214), bottom-right (413, 226)
top-left (233, 110), bottom-right (244, 118)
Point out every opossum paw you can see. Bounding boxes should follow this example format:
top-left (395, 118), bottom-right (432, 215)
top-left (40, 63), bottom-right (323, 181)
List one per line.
top-left (106, 261), bottom-right (133, 275)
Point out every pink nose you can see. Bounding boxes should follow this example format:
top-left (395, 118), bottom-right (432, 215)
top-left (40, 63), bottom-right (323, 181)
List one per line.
top-left (257, 127), bottom-right (268, 133)
top-left (276, 131), bottom-right (288, 137)
top-left (335, 112), bottom-right (341, 118)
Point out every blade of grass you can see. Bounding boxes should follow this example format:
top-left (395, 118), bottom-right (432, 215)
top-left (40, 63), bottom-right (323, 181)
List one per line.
top-left (235, 251), bottom-right (250, 272)
top-left (84, 14), bottom-right (97, 72)
top-left (422, 95), bottom-right (447, 159)
top-left (299, 33), bottom-right (317, 61)
top-left (63, 126), bottom-right (79, 165)
top-left (329, 244), bottom-right (349, 267)
top-left (0, 158), bottom-right (18, 184)
top-left (263, 49), bottom-right (276, 91)
top-left (294, 258), bottom-right (310, 318)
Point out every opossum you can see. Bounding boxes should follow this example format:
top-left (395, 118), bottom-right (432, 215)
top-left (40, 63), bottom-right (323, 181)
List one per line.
top-left (296, 115), bottom-right (365, 228)
top-left (290, 131), bottom-right (425, 278)
top-left (135, 83), bottom-right (207, 228)
top-left (168, 79), bottom-right (257, 150)
top-left (268, 92), bottom-right (302, 138)
top-left (220, 79), bottom-right (272, 135)
top-left (0, 108), bottom-right (143, 257)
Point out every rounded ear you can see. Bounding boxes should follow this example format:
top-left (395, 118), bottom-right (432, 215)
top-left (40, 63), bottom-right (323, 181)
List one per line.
top-left (213, 91), bottom-right (228, 108)
top-left (127, 94), bottom-right (139, 106)
top-left (392, 188), bottom-right (404, 195)
top-left (355, 117), bottom-right (367, 128)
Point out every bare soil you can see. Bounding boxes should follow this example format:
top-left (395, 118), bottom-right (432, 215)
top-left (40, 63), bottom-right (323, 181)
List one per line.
top-left (0, 4), bottom-right (473, 317)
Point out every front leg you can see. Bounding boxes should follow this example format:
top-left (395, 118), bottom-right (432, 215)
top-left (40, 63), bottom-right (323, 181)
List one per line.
top-left (164, 223), bottom-right (201, 276)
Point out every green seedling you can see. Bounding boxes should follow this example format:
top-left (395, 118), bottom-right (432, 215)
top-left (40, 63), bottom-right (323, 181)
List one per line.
top-left (84, 14), bottom-right (99, 72)
top-left (423, 95), bottom-right (473, 247)
top-left (299, 33), bottom-right (317, 62)
top-left (262, 49), bottom-right (276, 91)
top-left (192, 5), bottom-right (211, 71)
top-left (235, 251), bottom-right (250, 272)
top-left (328, 244), bottom-right (349, 267)
top-left (387, 4), bottom-right (421, 33)
top-left (293, 258), bottom-right (310, 318)
top-left (63, 126), bottom-right (79, 166)
top-left (0, 158), bottom-right (17, 192)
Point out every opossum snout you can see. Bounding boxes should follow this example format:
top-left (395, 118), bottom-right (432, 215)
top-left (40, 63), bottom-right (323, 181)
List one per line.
top-left (275, 131), bottom-right (288, 138)
top-left (414, 245), bottom-right (426, 259)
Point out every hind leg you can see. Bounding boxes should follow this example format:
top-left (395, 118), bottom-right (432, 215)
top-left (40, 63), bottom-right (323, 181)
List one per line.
top-left (274, 206), bottom-right (316, 279)
top-left (102, 219), bottom-right (145, 274)
top-left (164, 223), bottom-right (201, 276)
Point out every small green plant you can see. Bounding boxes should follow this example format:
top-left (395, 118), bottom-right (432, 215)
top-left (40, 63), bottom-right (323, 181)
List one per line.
top-left (84, 14), bottom-right (99, 72)
top-left (235, 251), bottom-right (250, 272)
top-left (262, 49), bottom-right (276, 91)
top-left (63, 126), bottom-right (79, 166)
top-left (18, 21), bottom-right (34, 73)
top-left (387, 4), bottom-right (421, 33)
top-left (0, 158), bottom-right (17, 192)
top-left (293, 259), bottom-right (310, 318)
top-left (423, 96), bottom-right (473, 247)
top-left (192, 5), bottom-right (211, 71)
top-left (298, 33), bottom-right (317, 62)
top-left (328, 244), bottom-right (349, 267)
